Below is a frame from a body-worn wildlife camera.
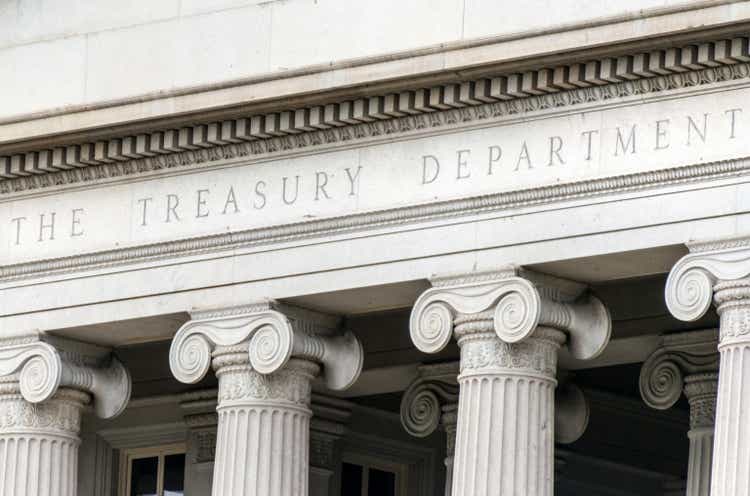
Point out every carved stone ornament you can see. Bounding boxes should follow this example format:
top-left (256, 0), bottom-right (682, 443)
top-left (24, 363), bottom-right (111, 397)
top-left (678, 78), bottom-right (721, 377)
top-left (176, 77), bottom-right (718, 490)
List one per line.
top-left (410, 268), bottom-right (612, 359)
top-left (665, 241), bottom-right (750, 322)
top-left (170, 302), bottom-right (364, 391)
top-left (0, 334), bottom-right (131, 419)
top-left (639, 329), bottom-right (720, 411)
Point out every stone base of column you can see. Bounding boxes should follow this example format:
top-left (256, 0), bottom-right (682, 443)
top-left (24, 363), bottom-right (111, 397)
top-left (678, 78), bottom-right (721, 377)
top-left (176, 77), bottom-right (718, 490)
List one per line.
top-left (0, 385), bottom-right (89, 496)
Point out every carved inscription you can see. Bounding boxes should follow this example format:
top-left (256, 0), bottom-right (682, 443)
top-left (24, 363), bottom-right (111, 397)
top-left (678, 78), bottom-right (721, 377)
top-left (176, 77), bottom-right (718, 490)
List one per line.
top-left (3, 87), bottom-right (750, 266)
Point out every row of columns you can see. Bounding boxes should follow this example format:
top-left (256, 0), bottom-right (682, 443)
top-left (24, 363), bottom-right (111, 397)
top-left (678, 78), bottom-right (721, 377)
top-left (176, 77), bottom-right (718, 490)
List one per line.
top-left (3, 241), bottom-right (750, 496)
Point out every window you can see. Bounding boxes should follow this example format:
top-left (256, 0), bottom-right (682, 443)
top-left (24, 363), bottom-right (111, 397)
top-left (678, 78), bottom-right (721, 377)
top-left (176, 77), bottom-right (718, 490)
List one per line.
top-left (340, 456), bottom-right (407, 496)
top-left (119, 443), bottom-right (187, 496)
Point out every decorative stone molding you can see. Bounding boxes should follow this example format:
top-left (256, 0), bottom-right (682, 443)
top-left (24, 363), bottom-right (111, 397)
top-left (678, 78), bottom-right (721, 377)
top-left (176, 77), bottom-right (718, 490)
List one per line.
top-left (639, 330), bottom-right (719, 496)
top-left (0, 333), bottom-right (131, 496)
top-left (169, 303), bottom-right (363, 496)
top-left (169, 302), bottom-right (363, 391)
top-left (408, 268), bottom-right (611, 496)
top-left (2, 36), bottom-right (749, 186)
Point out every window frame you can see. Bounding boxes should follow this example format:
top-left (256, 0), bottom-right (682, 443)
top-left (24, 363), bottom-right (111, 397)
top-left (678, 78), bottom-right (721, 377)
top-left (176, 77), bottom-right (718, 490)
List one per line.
top-left (118, 442), bottom-right (187, 496)
top-left (342, 453), bottom-right (408, 496)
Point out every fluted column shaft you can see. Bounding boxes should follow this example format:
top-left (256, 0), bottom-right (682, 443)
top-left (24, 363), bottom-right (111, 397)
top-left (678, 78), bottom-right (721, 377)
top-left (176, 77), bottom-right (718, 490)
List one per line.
top-left (451, 311), bottom-right (564, 496)
top-left (0, 383), bottom-right (88, 496)
top-left (211, 345), bottom-right (320, 496)
top-left (684, 373), bottom-right (718, 496)
top-left (442, 404), bottom-right (458, 496)
top-left (710, 280), bottom-right (750, 496)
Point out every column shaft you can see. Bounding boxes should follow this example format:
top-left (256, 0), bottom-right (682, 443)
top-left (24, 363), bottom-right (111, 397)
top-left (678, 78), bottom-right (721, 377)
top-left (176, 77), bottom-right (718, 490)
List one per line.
top-left (684, 373), bottom-right (717, 496)
top-left (0, 387), bottom-right (87, 496)
top-left (211, 346), bottom-right (319, 496)
top-left (711, 281), bottom-right (750, 496)
top-left (451, 320), bottom-right (563, 496)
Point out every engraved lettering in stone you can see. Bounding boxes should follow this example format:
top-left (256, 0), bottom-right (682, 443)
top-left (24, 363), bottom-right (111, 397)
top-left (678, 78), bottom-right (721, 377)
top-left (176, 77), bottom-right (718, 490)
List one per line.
top-left (38, 213), bottom-right (55, 242)
top-left (222, 187), bottom-right (240, 215)
top-left (422, 155), bottom-right (440, 184)
top-left (686, 114), bottom-right (708, 146)
top-left (456, 149), bottom-right (471, 179)
top-left (254, 181), bottom-right (267, 209)
top-left (70, 208), bottom-right (84, 237)
top-left (137, 197), bottom-right (152, 226)
top-left (166, 194), bottom-right (181, 222)
top-left (315, 171), bottom-right (331, 201)
top-left (726, 108), bottom-right (742, 139)
top-left (196, 189), bottom-right (210, 218)
top-left (655, 119), bottom-right (670, 150)
top-left (282, 176), bottom-right (300, 205)
top-left (11, 217), bottom-right (26, 245)
top-left (547, 136), bottom-right (565, 166)
top-left (487, 146), bottom-right (502, 174)
top-left (515, 141), bottom-right (532, 171)
top-left (581, 130), bottom-right (598, 161)
top-left (615, 125), bottom-right (636, 156)
top-left (344, 166), bottom-right (363, 196)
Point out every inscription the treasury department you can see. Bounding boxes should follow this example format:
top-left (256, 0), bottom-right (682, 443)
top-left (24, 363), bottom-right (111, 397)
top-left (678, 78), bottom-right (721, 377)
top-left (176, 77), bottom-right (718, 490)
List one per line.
top-left (2, 100), bottom-right (746, 254)
top-left (420, 109), bottom-right (741, 184)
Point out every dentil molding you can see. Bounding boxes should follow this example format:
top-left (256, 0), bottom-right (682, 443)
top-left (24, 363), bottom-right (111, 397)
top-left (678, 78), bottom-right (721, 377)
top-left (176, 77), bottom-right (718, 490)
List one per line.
top-left (3, 36), bottom-right (750, 188)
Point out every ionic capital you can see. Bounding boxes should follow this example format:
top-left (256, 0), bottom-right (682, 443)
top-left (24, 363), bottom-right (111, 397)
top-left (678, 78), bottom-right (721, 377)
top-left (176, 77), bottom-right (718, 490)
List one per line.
top-left (169, 301), bottom-right (364, 391)
top-left (0, 333), bottom-right (131, 419)
top-left (665, 238), bottom-right (750, 322)
top-left (400, 362), bottom-right (460, 438)
top-left (409, 267), bottom-right (611, 360)
top-left (639, 329), bottom-right (719, 411)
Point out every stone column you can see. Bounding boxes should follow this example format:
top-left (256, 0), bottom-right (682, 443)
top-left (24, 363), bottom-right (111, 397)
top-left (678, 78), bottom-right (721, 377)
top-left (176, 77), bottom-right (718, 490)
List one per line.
top-left (309, 394), bottom-right (353, 496)
top-left (665, 239), bottom-right (750, 496)
top-left (0, 334), bottom-right (131, 496)
top-left (400, 362), bottom-right (591, 496)
top-left (639, 329), bottom-right (719, 496)
top-left (400, 362), bottom-right (459, 496)
top-left (169, 303), bottom-right (363, 496)
top-left (409, 268), bottom-right (611, 496)
top-left (180, 389), bottom-right (219, 496)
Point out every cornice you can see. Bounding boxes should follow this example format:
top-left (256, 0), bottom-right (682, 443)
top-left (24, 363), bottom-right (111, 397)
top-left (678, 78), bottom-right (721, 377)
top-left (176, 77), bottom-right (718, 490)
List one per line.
top-left (2, 36), bottom-right (750, 193)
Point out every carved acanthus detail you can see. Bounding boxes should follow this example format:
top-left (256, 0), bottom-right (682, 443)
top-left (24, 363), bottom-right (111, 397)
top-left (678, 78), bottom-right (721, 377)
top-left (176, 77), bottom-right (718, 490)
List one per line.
top-left (170, 302), bottom-right (363, 391)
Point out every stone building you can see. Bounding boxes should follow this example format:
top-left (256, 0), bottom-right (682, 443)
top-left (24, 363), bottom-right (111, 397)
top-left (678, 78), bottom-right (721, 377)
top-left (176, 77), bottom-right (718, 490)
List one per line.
top-left (3, 1), bottom-right (750, 495)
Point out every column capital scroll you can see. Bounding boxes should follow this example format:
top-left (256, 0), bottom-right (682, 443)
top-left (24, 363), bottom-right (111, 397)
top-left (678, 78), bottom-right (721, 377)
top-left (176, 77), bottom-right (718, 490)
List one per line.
top-left (410, 267), bottom-right (611, 360)
top-left (639, 329), bottom-right (720, 411)
top-left (170, 302), bottom-right (364, 391)
top-left (0, 333), bottom-right (131, 419)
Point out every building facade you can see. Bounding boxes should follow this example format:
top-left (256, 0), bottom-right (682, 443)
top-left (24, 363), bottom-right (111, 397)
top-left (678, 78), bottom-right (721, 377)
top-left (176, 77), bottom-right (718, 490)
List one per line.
top-left (3, 1), bottom-right (750, 495)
